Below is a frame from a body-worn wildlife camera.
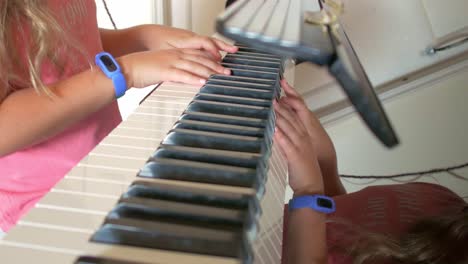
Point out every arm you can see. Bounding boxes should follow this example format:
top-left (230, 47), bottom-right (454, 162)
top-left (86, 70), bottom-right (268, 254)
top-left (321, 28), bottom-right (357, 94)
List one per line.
top-left (0, 48), bottom-right (228, 156)
top-left (100, 25), bottom-right (238, 59)
top-left (279, 80), bottom-right (346, 197)
top-left (274, 100), bottom-right (327, 264)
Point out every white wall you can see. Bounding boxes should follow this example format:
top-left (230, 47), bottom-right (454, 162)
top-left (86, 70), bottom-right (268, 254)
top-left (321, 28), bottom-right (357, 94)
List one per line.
top-left (325, 66), bottom-right (468, 199)
top-left (168, 0), bottom-right (226, 36)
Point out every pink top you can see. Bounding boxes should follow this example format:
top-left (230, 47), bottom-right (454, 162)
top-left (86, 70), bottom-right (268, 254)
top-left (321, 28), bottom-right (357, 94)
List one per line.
top-left (282, 183), bottom-right (466, 264)
top-left (0, 0), bottom-right (121, 231)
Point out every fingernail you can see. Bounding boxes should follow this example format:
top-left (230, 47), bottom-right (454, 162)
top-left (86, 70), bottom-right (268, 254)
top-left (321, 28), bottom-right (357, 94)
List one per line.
top-left (224, 68), bottom-right (231, 75)
top-left (200, 79), bottom-right (206, 84)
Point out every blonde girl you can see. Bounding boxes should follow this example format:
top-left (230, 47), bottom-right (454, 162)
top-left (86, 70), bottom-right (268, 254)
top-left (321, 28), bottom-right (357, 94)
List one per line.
top-left (0, 0), bottom-right (237, 233)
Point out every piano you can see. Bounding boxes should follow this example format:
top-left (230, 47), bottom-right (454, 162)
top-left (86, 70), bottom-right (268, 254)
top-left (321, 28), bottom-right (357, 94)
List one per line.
top-left (0, 0), bottom-right (398, 263)
top-left (0, 43), bottom-right (292, 264)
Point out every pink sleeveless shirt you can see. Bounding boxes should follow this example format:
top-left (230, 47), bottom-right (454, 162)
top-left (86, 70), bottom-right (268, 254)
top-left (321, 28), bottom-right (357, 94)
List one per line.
top-left (0, 0), bottom-right (121, 231)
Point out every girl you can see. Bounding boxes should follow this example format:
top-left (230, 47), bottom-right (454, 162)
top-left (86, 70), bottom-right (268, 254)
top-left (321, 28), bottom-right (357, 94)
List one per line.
top-left (0, 0), bottom-right (237, 234)
top-left (275, 80), bottom-right (468, 264)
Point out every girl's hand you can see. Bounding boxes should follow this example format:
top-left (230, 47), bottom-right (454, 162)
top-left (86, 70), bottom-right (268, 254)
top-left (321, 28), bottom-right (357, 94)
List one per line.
top-left (120, 48), bottom-right (230, 88)
top-left (142, 25), bottom-right (238, 61)
top-left (274, 100), bottom-right (324, 196)
top-left (279, 79), bottom-right (337, 166)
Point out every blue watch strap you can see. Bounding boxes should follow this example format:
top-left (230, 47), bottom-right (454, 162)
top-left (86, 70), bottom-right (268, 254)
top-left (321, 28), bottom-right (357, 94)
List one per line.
top-left (111, 73), bottom-right (127, 98)
top-left (289, 195), bottom-right (336, 214)
top-left (95, 52), bottom-right (127, 98)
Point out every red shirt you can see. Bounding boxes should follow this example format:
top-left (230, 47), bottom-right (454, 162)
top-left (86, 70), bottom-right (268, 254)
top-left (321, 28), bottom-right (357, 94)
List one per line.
top-left (282, 183), bottom-right (466, 264)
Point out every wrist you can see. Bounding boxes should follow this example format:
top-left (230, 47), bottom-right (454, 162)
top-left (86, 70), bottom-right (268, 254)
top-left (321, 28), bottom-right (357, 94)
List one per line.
top-left (293, 186), bottom-right (324, 198)
top-left (116, 56), bottom-right (134, 89)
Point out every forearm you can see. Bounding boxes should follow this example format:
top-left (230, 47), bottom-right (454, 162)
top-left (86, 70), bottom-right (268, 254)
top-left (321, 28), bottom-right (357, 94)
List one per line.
top-left (100, 26), bottom-right (149, 56)
top-left (100, 24), bottom-right (173, 57)
top-left (0, 63), bottom-right (121, 156)
top-left (320, 158), bottom-right (346, 197)
top-left (286, 208), bottom-right (328, 264)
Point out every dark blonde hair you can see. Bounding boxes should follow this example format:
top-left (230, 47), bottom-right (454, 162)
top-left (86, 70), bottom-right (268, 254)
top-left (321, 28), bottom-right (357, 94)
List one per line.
top-left (0, 0), bottom-right (86, 100)
top-left (345, 206), bottom-right (468, 264)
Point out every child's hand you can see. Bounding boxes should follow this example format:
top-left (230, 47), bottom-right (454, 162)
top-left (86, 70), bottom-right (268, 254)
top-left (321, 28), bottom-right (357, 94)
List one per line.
top-left (121, 48), bottom-right (230, 88)
top-left (142, 26), bottom-right (238, 61)
top-left (278, 79), bottom-right (337, 166)
top-left (274, 100), bottom-right (325, 196)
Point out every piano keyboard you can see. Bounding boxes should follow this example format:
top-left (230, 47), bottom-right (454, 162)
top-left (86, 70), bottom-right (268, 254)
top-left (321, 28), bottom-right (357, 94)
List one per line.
top-left (0, 44), bottom-right (293, 264)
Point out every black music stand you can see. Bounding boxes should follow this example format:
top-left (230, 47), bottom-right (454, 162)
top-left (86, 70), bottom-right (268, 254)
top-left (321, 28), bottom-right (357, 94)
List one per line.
top-left (216, 1), bottom-right (399, 148)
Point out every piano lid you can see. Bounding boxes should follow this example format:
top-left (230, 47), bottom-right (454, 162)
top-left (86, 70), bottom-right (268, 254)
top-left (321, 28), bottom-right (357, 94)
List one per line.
top-left (216, 0), bottom-right (399, 148)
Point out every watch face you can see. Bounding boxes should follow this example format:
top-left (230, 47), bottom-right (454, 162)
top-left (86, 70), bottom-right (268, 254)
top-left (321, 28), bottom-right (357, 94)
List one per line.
top-left (100, 55), bottom-right (117, 72)
top-left (317, 197), bottom-right (333, 209)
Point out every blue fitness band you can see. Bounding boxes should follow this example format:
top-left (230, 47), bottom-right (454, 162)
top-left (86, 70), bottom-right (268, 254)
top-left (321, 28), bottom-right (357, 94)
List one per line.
top-left (289, 194), bottom-right (336, 214)
top-left (95, 52), bottom-right (127, 98)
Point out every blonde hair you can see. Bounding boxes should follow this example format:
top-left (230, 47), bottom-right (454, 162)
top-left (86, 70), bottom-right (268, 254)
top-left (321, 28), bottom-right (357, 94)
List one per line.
top-left (0, 0), bottom-right (86, 101)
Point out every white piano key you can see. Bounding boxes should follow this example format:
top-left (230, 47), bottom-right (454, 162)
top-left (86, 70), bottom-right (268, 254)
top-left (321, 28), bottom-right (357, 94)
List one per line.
top-left (65, 168), bottom-right (255, 198)
top-left (139, 99), bottom-right (189, 108)
top-left (54, 177), bottom-right (128, 197)
top-left (38, 190), bottom-right (116, 213)
top-left (108, 126), bottom-right (169, 139)
top-left (0, 244), bottom-right (77, 264)
top-left (91, 138), bottom-right (160, 152)
top-left (262, 0), bottom-right (290, 41)
top-left (79, 154), bottom-right (146, 170)
top-left (67, 164), bottom-right (137, 182)
top-left (280, 0), bottom-right (302, 46)
top-left (90, 143), bottom-right (153, 158)
top-left (1, 225), bottom-right (241, 264)
top-left (20, 207), bottom-right (104, 231)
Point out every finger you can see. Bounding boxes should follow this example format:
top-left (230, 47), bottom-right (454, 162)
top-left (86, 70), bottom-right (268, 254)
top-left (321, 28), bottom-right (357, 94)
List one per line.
top-left (280, 96), bottom-right (309, 115)
top-left (185, 36), bottom-right (222, 60)
top-left (274, 100), bottom-right (305, 135)
top-left (164, 67), bottom-right (207, 85)
top-left (274, 110), bottom-right (306, 150)
top-left (281, 79), bottom-right (301, 98)
top-left (274, 128), bottom-right (297, 160)
top-left (174, 59), bottom-right (218, 80)
top-left (181, 49), bottom-right (215, 60)
top-left (213, 38), bottom-right (238, 53)
top-left (182, 53), bottom-right (231, 75)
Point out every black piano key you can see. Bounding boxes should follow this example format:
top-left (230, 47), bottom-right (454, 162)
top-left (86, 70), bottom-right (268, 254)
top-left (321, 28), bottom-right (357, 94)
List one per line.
top-left (225, 53), bottom-right (282, 62)
top-left (187, 100), bottom-right (270, 119)
top-left (91, 219), bottom-right (248, 259)
top-left (209, 74), bottom-right (276, 86)
top-left (228, 67), bottom-right (278, 79)
top-left (173, 120), bottom-right (265, 137)
top-left (126, 180), bottom-right (255, 210)
top-left (222, 62), bottom-right (280, 73)
top-left (221, 57), bottom-right (282, 69)
top-left (236, 46), bottom-right (275, 55)
top-left (138, 158), bottom-right (261, 189)
top-left (201, 84), bottom-right (275, 100)
top-left (163, 129), bottom-right (265, 154)
top-left (195, 93), bottom-right (271, 107)
top-left (234, 51), bottom-right (281, 59)
top-left (151, 145), bottom-right (269, 185)
top-left (110, 197), bottom-right (246, 229)
top-left (75, 256), bottom-right (141, 264)
top-left (180, 112), bottom-right (266, 128)
top-left (207, 78), bottom-right (274, 90)
top-left (180, 108), bottom-right (275, 146)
